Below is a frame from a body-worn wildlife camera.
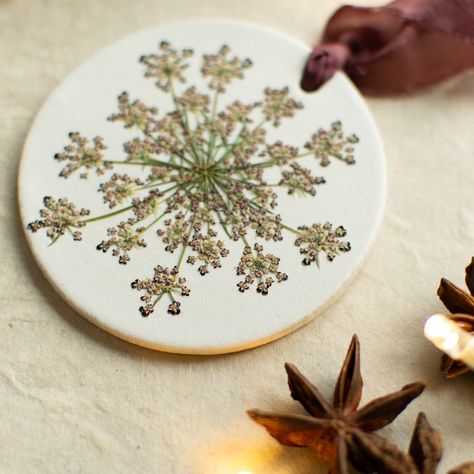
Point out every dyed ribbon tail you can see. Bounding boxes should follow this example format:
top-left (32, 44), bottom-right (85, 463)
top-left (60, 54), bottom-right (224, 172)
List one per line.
top-left (302, 0), bottom-right (474, 96)
top-left (301, 44), bottom-right (350, 92)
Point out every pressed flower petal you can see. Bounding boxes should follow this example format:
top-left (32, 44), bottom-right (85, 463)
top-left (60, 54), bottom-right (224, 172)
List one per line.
top-left (408, 412), bottom-right (442, 474)
top-left (333, 334), bottom-right (363, 414)
top-left (285, 363), bottom-right (334, 418)
top-left (352, 382), bottom-right (425, 431)
top-left (438, 278), bottom-right (474, 315)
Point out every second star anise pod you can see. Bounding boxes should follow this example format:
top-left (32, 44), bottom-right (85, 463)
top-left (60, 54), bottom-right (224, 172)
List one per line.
top-left (437, 257), bottom-right (474, 378)
top-left (247, 335), bottom-right (425, 473)
top-left (401, 412), bottom-right (473, 474)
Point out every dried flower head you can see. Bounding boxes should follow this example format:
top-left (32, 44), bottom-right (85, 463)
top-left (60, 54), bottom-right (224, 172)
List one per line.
top-left (236, 244), bottom-right (288, 294)
top-left (262, 87), bottom-right (303, 127)
top-left (54, 133), bottom-right (110, 178)
top-left (28, 43), bottom-right (360, 316)
top-left (305, 120), bottom-right (359, 166)
top-left (131, 265), bottom-right (190, 316)
top-left (99, 173), bottom-right (143, 208)
top-left (264, 141), bottom-right (299, 165)
top-left (140, 41), bottom-right (193, 91)
top-left (295, 223), bottom-right (350, 266)
top-left (201, 45), bottom-right (252, 92)
top-left (108, 92), bottom-right (159, 133)
top-left (279, 163), bottom-right (325, 196)
top-left (188, 232), bottom-right (229, 275)
top-left (177, 86), bottom-right (210, 114)
top-left (97, 219), bottom-right (147, 264)
top-left (27, 196), bottom-right (90, 243)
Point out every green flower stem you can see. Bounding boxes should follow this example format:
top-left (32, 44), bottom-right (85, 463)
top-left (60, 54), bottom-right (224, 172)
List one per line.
top-left (173, 151), bottom-right (195, 167)
top-left (134, 179), bottom-right (177, 191)
top-left (215, 209), bottom-right (233, 240)
top-left (212, 123), bottom-right (247, 166)
top-left (280, 222), bottom-right (300, 235)
top-left (170, 82), bottom-right (206, 166)
top-left (152, 292), bottom-right (165, 308)
top-left (217, 173), bottom-right (258, 188)
top-left (143, 210), bottom-right (168, 232)
top-left (105, 159), bottom-right (189, 171)
top-left (83, 204), bottom-right (134, 223)
top-left (206, 90), bottom-right (220, 165)
top-left (241, 234), bottom-right (251, 248)
top-left (296, 151), bottom-right (313, 159)
top-left (83, 181), bottom-right (189, 227)
top-left (175, 214), bottom-right (195, 272)
top-left (47, 233), bottom-right (62, 247)
top-left (239, 151), bottom-right (313, 171)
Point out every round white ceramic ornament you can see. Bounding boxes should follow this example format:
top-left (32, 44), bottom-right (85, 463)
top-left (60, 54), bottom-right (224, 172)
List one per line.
top-left (19, 20), bottom-right (385, 354)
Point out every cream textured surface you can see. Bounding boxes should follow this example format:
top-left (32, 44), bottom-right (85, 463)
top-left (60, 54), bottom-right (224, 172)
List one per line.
top-left (1, 0), bottom-right (474, 472)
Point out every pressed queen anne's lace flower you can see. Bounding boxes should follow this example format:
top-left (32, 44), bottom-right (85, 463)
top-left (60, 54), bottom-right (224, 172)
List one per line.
top-left (177, 86), bottom-right (210, 114)
top-left (132, 265), bottom-right (190, 316)
top-left (262, 87), bottom-right (303, 127)
top-left (55, 133), bottom-right (110, 179)
top-left (295, 223), bottom-right (351, 266)
top-left (188, 232), bottom-right (229, 275)
top-left (263, 141), bottom-right (299, 165)
top-left (305, 120), bottom-right (360, 167)
top-left (279, 163), bottom-right (326, 196)
top-left (108, 92), bottom-right (158, 133)
top-left (28, 42), bottom-right (360, 317)
top-left (140, 41), bottom-right (193, 92)
top-left (27, 196), bottom-right (90, 243)
top-left (99, 174), bottom-right (143, 208)
top-left (157, 213), bottom-right (191, 253)
top-left (201, 45), bottom-right (252, 92)
top-left (236, 244), bottom-right (288, 295)
top-left (97, 219), bottom-right (147, 265)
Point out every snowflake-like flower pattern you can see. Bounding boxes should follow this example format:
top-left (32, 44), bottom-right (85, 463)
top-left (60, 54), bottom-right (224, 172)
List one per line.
top-left (28, 43), bottom-right (359, 317)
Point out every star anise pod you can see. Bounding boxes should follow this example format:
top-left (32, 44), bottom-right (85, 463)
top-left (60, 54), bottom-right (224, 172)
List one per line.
top-left (449, 463), bottom-right (474, 474)
top-left (437, 257), bottom-right (474, 378)
top-left (247, 335), bottom-right (425, 473)
top-left (406, 412), bottom-right (442, 473)
top-left (404, 412), bottom-right (473, 474)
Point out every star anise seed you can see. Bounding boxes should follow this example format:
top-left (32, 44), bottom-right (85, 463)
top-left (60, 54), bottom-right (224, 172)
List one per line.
top-left (437, 258), bottom-right (474, 378)
top-left (247, 335), bottom-right (425, 473)
top-left (408, 412), bottom-right (443, 474)
top-left (448, 463), bottom-right (474, 474)
top-left (407, 412), bottom-right (473, 474)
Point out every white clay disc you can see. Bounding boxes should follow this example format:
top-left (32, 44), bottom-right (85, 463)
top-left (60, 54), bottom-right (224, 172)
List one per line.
top-left (19, 20), bottom-right (385, 354)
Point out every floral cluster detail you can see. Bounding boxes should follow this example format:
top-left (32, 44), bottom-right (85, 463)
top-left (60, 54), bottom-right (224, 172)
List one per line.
top-left (305, 120), bottom-right (359, 166)
top-left (55, 132), bottom-right (110, 179)
top-left (27, 196), bottom-right (90, 243)
top-left (132, 266), bottom-right (190, 315)
top-left (295, 223), bottom-right (351, 266)
top-left (27, 42), bottom-right (359, 316)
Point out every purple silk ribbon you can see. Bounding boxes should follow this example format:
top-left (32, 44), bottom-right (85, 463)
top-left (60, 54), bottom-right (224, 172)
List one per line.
top-left (301, 0), bottom-right (474, 95)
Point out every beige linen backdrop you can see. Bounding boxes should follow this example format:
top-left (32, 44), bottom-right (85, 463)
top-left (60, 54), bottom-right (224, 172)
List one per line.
top-left (1, 0), bottom-right (474, 472)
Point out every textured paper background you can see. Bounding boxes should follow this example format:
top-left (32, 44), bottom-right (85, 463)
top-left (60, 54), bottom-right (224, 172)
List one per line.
top-left (1, 0), bottom-right (474, 472)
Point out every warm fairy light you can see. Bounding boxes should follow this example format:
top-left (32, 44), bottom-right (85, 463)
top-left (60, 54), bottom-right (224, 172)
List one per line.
top-left (425, 314), bottom-right (474, 370)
